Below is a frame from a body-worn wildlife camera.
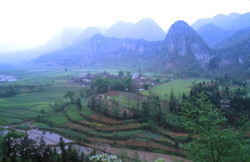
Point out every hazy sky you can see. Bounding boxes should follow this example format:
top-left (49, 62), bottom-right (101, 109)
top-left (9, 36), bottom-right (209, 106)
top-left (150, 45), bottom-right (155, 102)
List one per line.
top-left (0, 0), bottom-right (249, 52)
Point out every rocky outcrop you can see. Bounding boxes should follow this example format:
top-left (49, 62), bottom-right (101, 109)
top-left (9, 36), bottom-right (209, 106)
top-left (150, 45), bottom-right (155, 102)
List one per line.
top-left (164, 20), bottom-right (214, 67)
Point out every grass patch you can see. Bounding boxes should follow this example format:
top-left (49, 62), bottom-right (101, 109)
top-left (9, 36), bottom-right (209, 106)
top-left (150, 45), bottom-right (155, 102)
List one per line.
top-left (43, 112), bottom-right (68, 126)
top-left (111, 95), bottom-right (138, 108)
top-left (54, 127), bottom-right (87, 141)
top-left (141, 78), bottom-right (209, 100)
top-left (32, 122), bottom-right (52, 129)
top-left (80, 107), bottom-right (95, 116)
top-left (31, 104), bottom-right (52, 113)
top-left (65, 104), bottom-right (85, 121)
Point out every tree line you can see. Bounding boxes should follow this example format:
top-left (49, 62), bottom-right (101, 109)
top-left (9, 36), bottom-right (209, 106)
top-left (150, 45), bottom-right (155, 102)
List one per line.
top-left (0, 81), bottom-right (54, 98)
top-left (0, 130), bottom-right (122, 162)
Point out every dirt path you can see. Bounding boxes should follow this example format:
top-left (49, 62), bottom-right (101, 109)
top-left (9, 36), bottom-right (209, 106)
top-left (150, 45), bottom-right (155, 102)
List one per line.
top-left (87, 137), bottom-right (181, 154)
top-left (166, 131), bottom-right (188, 137)
top-left (96, 145), bottom-right (190, 162)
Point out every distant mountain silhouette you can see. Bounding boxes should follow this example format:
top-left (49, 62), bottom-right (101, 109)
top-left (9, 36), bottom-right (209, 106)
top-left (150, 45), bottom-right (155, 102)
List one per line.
top-left (105, 18), bottom-right (165, 41)
top-left (0, 27), bottom-right (85, 63)
top-left (61, 27), bottom-right (85, 47)
top-left (74, 27), bottom-right (101, 43)
top-left (1, 16), bottom-right (249, 77)
top-left (214, 27), bottom-right (250, 49)
top-left (32, 34), bottom-right (161, 66)
top-left (126, 18), bottom-right (165, 41)
top-left (105, 21), bottom-right (134, 39)
top-left (208, 28), bottom-right (250, 75)
top-left (192, 12), bottom-right (250, 31)
top-left (33, 20), bottom-right (214, 76)
top-left (197, 23), bottom-right (235, 47)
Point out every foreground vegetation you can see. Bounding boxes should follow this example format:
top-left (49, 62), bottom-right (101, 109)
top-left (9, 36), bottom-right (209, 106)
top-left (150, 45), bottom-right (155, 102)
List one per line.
top-left (0, 67), bottom-right (249, 162)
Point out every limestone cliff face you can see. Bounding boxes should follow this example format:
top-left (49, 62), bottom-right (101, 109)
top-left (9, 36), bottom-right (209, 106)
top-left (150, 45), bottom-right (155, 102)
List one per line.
top-left (33, 34), bottom-right (163, 66)
top-left (214, 27), bottom-right (250, 66)
top-left (34, 21), bottom-right (217, 70)
top-left (164, 20), bottom-right (214, 67)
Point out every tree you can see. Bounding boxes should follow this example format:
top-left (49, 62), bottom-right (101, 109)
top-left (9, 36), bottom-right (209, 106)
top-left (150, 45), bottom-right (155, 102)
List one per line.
top-left (141, 101), bottom-right (150, 121)
top-left (181, 93), bottom-right (248, 162)
top-left (79, 88), bottom-right (91, 98)
top-left (49, 99), bottom-right (67, 112)
top-left (143, 83), bottom-right (150, 90)
top-left (64, 91), bottom-right (76, 103)
top-left (59, 137), bottom-right (67, 162)
top-left (111, 100), bottom-right (119, 118)
top-left (67, 145), bottom-right (79, 162)
top-left (91, 77), bottom-right (110, 93)
top-left (2, 131), bottom-right (21, 162)
top-left (126, 71), bottom-right (131, 78)
top-left (34, 137), bottom-right (52, 162)
top-left (118, 70), bottom-right (124, 77)
top-left (169, 89), bottom-right (178, 114)
top-left (19, 134), bottom-right (36, 161)
top-left (76, 98), bottom-right (83, 110)
top-left (89, 96), bottom-right (97, 110)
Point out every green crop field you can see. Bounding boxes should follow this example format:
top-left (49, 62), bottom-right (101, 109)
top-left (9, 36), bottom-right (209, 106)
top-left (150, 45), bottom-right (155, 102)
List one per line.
top-left (32, 121), bottom-right (52, 129)
top-left (0, 85), bottom-right (79, 125)
top-left (111, 95), bottom-right (138, 108)
top-left (0, 68), bottom-right (84, 125)
top-left (43, 112), bottom-right (68, 126)
top-left (65, 104), bottom-right (85, 121)
top-left (141, 78), bottom-right (210, 100)
top-left (80, 107), bottom-right (95, 116)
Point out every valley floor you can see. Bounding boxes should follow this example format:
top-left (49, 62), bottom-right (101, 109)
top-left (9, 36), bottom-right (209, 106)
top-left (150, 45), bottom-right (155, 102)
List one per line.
top-left (0, 67), bottom-right (249, 162)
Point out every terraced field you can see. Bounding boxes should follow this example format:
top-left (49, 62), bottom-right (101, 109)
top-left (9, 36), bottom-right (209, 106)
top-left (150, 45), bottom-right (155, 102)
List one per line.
top-left (45, 104), bottom-right (186, 157)
top-left (0, 69), bottom-right (214, 161)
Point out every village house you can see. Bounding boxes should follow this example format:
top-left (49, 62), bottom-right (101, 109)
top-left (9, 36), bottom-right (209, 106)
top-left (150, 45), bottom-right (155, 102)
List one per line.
top-left (70, 72), bottom-right (159, 91)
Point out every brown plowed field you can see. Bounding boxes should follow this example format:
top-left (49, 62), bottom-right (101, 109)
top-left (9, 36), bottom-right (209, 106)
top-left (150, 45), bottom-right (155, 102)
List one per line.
top-left (166, 131), bottom-right (188, 137)
top-left (89, 114), bottom-right (124, 124)
top-left (107, 91), bottom-right (120, 96)
top-left (107, 147), bottom-right (190, 162)
top-left (84, 143), bottom-right (189, 162)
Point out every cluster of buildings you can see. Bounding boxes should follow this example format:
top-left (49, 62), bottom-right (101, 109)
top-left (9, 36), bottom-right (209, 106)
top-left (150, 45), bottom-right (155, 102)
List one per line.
top-left (69, 72), bottom-right (114, 87)
top-left (70, 72), bottom-right (159, 91)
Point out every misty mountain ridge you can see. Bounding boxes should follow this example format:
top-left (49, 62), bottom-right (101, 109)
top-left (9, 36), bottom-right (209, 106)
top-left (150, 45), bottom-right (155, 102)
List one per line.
top-left (104, 18), bottom-right (165, 41)
top-left (0, 17), bottom-right (165, 63)
top-left (1, 13), bottom-right (250, 77)
top-left (33, 20), bottom-right (213, 74)
top-left (197, 23), bottom-right (235, 47)
top-left (33, 33), bottom-right (163, 66)
top-left (214, 27), bottom-right (250, 66)
top-left (74, 27), bottom-right (102, 44)
top-left (125, 18), bottom-right (166, 41)
top-left (104, 21), bottom-right (134, 39)
top-left (33, 16), bottom-right (250, 77)
top-left (192, 12), bottom-right (250, 31)
top-left (214, 27), bottom-right (250, 49)
top-left (205, 27), bottom-right (250, 77)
